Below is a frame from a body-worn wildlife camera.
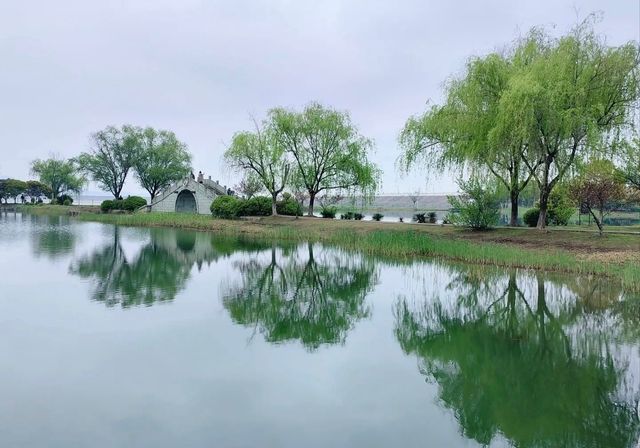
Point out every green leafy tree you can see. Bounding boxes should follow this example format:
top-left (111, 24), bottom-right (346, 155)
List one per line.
top-left (30, 157), bottom-right (84, 201)
top-left (224, 120), bottom-right (290, 216)
top-left (617, 136), bottom-right (640, 191)
top-left (569, 159), bottom-right (626, 235)
top-left (25, 180), bottom-right (52, 202)
top-left (234, 172), bottom-right (264, 199)
top-left (76, 125), bottom-right (139, 199)
top-left (502, 20), bottom-right (638, 229)
top-left (131, 127), bottom-right (192, 201)
top-left (3, 179), bottom-right (27, 203)
top-left (400, 53), bottom-right (539, 226)
top-left (447, 178), bottom-right (500, 230)
top-left (271, 103), bottom-right (380, 216)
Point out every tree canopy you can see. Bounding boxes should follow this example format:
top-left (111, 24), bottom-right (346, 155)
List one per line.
top-left (224, 120), bottom-right (290, 215)
top-left (30, 157), bottom-right (84, 200)
top-left (400, 17), bottom-right (639, 228)
top-left (76, 125), bottom-right (139, 199)
top-left (271, 103), bottom-right (380, 216)
top-left (131, 127), bottom-right (192, 201)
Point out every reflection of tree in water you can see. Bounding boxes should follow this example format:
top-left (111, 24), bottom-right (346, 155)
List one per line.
top-left (30, 214), bottom-right (76, 259)
top-left (70, 227), bottom-right (217, 307)
top-left (394, 268), bottom-right (640, 448)
top-left (222, 243), bottom-right (377, 350)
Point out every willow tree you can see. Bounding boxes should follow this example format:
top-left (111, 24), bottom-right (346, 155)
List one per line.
top-left (30, 156), bottom-right (85, 201)
top-left (224, 120), bottom-right (290, 215)
top-left (271, 103), bottom-right (379, 216)
top-left (76, 125), bottom-right (139, 199)
top-left (400, 18), bottom-right (639, 229)
top-left (500, 20), bottom-right (638, 228)
top-left (131, 127), bottom-right (192, 201)
top-left (400, 51), bottom-right (540, 226)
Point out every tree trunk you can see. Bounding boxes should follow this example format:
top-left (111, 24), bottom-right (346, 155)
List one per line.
top-left (150, 192), bottom-right (156, 202)
top-left (307, 192), bottom-right (316, 217)
top-left (509, 191), bottom-right (519, 227)
top-left (536, 187), bottom-right (550, 230)
top-left (271, 193), bottom-right (278, 216)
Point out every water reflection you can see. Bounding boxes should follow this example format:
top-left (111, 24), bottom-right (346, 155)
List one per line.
top-left (69, 227), bottom-right (220, 307)
top-left (394, 267), bottom-right (640, 447)
top-left (29, 214), bottom-right (77, 259)
top-left (222, 243), bottom-right (378, 351)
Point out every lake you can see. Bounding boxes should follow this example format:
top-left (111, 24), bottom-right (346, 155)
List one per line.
top-left (1, 212), bottom-right (639, 447)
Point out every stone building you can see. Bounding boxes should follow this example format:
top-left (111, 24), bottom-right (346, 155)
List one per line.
top-left (149, 173), bottom-right (228, 215)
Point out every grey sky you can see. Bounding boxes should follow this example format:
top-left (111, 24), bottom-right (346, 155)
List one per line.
top-left (1, 0), bottom-right (638, 196)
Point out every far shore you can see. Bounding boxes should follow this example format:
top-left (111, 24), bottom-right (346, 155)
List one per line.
top-left (12, 204), bottom-right (640, 291)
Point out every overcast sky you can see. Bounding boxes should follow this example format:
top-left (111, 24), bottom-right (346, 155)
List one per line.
top-left (1, 0), bottom-right (638, 196)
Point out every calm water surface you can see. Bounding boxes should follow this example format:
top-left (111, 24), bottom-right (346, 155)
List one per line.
top-left (1, 212), bottom-right (639, 447)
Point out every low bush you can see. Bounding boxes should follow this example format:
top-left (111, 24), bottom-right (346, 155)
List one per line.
top-left (372, 213), bottom-right (384, 221)
top-left (413, 213), bottom-right (427, 223)
top-left (398, 216), bottom-right (404, 223)
top-left (340, 211), bottom-right (355, 220)
top-left (101, 200), bottom-right (114, 213)
top-left (238, 196), bottom-right (272, 216)
top-left (276, 193), bottom-right (302, 216)
top-left (354, 212), bottom-right (364, 221)
top-left (122, 196), bottom-right (147, 211)
top-left (320, 207), bottom-right (337, 219)
top-left (211, 196), bottom-right (242, 219)
top-left (56, 194), bottom-right (73, 205)
top-left (427, 211), bottom-right (437, 223)
top-left (523, 208), bottom-right (541, 227)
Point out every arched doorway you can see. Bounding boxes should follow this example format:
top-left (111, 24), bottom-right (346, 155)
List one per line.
top-left (175, 190), bottom-right (197, 213)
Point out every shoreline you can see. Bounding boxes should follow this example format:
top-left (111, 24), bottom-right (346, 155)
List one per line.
top-left (12, 205), bottom-right (640, 291)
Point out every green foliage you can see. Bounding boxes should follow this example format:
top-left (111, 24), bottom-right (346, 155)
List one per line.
top-left (340, 211), bottom-right (355, 220)
top-left (210, 196), bottom-right (242, 219)
top-left (31, 157), bottom-right (84, 200)
top-left (413, 213), bottom-right (427, 223)
top-left (56, 194), bottom-right (74, 205)
top-left (225, 123), bottom-right (289, 216)
top-left (101, 200), bottom-right (115, 213)
top-left (547, 187), bottom-right (574, 226)
top-left (320, 207), bottom-right (337, 219)
top-left (523, 208), bottom-right (540, 227)
top-left (238, 196), bottom-right (272, 216)
top-left (77, 125), bottom-right (140, 199)
top-left (25, 180), bottom-right (52, 201)
top-left (122, 196), bottom-right (147, 211)
top-left (372, 213), bottom-right (384, 221)
top-left (276, 193), bottom-right (302, 216)
top-left (131, 127), bottom-right (192, 200)
top-left (427, 211), bottom-right (437, 223)
top-left (270, 102), bottom-right (380, 215)
top-left (2, 179), bottom-right (27, 202)
top-left (447, 178), bottom-right (500, 230)
top-left (354, 212), bottom-right (364, 220)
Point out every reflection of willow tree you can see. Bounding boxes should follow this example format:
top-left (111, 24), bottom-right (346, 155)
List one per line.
top-left (395, 270), bottom-right (640, 448)
top-left (30, 214), bottom-right (76, 259)
top-left (223, 243), bottom-right (377, 350)
top-left (70, 227), bottom-right (194, 307)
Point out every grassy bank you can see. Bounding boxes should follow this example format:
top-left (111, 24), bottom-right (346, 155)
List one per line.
top-left (13, 205), bottom-right (640, 290)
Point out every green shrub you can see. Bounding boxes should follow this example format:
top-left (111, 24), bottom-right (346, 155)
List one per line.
top-left (211, 196), bottom-right (242, 219)
top-left (354, 212), bottom-right (364, 220)
top-left (101, 200), bottom-right (115, 213)
top-left (340, 211), bottom-right (355, 220)
top-left (320, 207), bottom-right (337, 219)
top-left (447, 178), bottom-right (500, 230)
top-left (238, 196), bottom-right (272, 216)
top-left (413, 213), bottom-right (427, 223)
top-left (122, 196), bottom-right (147, 212)
top-left (276, 194), bottom-right (302, 216)
top-left (398, 216), bottom-right (404, 222)
top-left (427, 211), bottom-right (437, 223)
top-left (548, 188), bottom-right (574, 226)
top-left (56, 194), bottom-right (73, 205)
top-left (372, 213), bottom-right (384, 221)
top-left (523, 208), bottom-right (541, 227)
